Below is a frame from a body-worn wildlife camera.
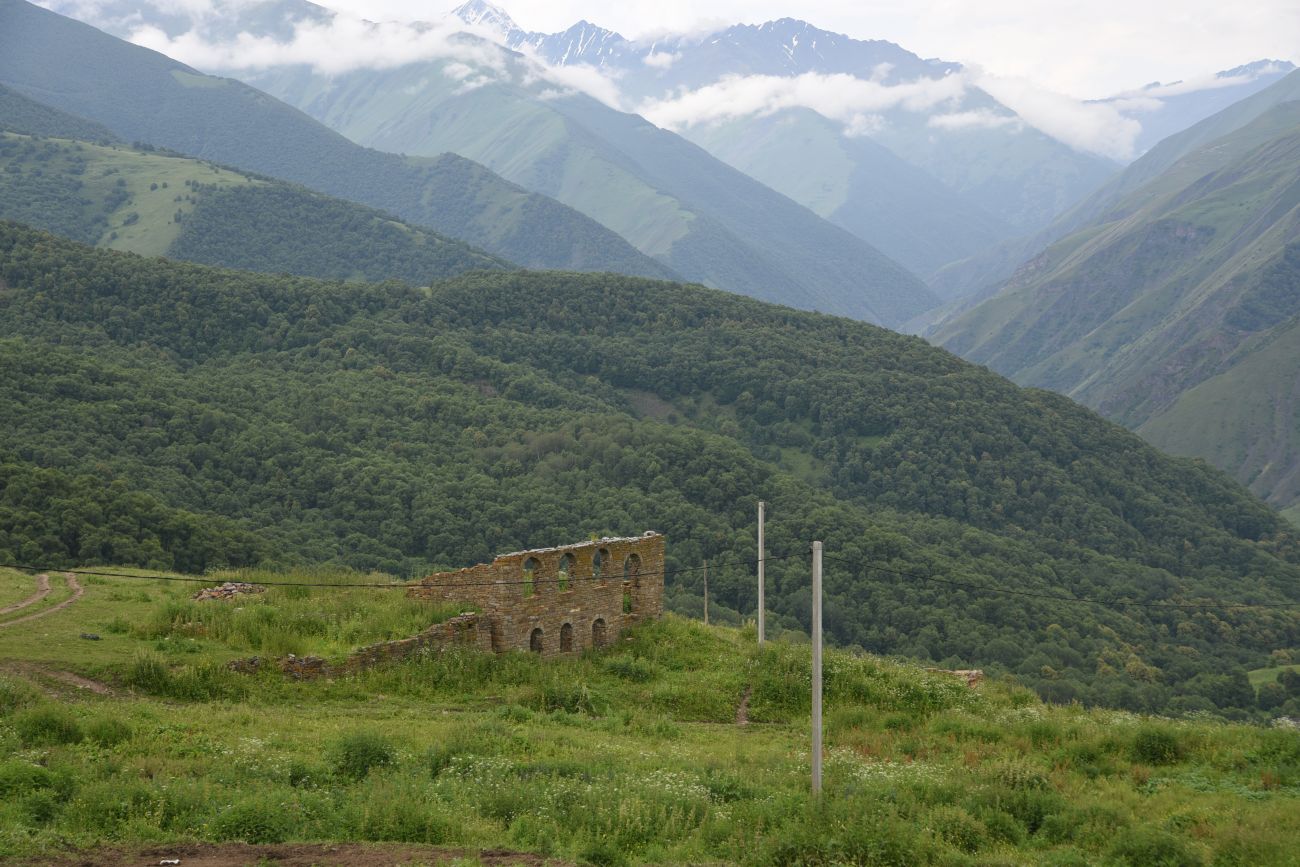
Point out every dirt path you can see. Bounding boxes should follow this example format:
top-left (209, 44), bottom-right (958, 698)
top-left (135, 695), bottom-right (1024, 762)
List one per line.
top-left (0, 572), bottom-right (52, 615)
top-left (736, 684), bottom-right (753, 726)
top-left (29, 842), bottom-right (572, 866)
top-left (0, 573), bottom-right (82, 629)
top-left (0, 660), bottom-right (115, 696)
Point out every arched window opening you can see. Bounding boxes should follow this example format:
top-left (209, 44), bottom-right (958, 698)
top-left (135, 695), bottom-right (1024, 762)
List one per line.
top-left (522, 556), bottom-right (540, 597)
top-left (623, 553), bottom-right (641, 584)
top-left (592, 618), bottom-right (607, 648)
top-left (558, 553), bottom-right (575, 591)
top-left (529, 627), bottom-right (543, 653)
top-left (560, 622), bottom-right (574, 652)
top-left (592, 548), bottom-right (610, 584)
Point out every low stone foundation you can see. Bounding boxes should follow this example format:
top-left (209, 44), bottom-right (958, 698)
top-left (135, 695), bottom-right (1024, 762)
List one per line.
top-left (228, 612), bottom-right (493, 679)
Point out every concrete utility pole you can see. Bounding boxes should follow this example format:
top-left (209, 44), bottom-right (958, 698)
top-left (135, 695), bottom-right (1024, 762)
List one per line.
top-left (703, 560), bottom-right (709, 626)
top-left (811, 540), bottom-right (823, 795)
top-left (757, 500), bottom-right (766, 644)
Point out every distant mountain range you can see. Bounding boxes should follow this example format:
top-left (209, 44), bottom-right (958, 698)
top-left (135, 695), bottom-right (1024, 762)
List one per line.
top-left (933, 75), bottom-right (1300, 515)
top-left (24, 0), bottom-right (1292, 307)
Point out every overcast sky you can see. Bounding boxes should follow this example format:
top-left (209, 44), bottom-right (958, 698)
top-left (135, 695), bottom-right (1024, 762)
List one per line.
top-left (311, 0), bottom-right (1300, 98)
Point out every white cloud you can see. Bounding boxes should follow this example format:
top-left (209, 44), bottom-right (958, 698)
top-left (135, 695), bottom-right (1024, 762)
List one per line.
top-left (927, 109), bottom-right (1022, 131)
top-left (126, 14), bottom-right (513, 76)
top-left (972, 72), bottom-right (1140, 160)
top-left (643, 50), bottom-right (680, 69)
top-left (638, 71), bottom-right (966, 130)
top-left (117, 6), bottom-right (627, 108)
top-left (1117, 61), bottom-right (1291, 99)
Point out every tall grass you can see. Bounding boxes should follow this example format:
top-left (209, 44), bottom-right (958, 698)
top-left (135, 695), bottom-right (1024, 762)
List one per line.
top-left (132, 568), bottom-right (463, 659)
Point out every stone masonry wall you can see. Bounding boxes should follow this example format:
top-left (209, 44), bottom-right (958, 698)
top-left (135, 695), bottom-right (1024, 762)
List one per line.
top-left (409, 532), bottom-right (665, 658)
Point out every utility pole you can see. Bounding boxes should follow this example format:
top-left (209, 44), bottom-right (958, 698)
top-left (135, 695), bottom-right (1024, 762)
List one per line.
top-left (703, 560), bottom-right (709, 626)
top-left (757, 500), bottom-right (766, 644)
top-left (811, 540), bottom-right (823, 795)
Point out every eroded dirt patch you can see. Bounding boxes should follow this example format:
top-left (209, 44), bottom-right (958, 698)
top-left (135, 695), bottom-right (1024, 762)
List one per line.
top-left (29, 843), bottom-right (572, 867)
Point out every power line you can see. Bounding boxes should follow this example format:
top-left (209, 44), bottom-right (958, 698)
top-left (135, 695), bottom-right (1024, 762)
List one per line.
top-left (0, 552), bottom-right (807, 592)
top-left (819, 553), bottom-right (1300, 612)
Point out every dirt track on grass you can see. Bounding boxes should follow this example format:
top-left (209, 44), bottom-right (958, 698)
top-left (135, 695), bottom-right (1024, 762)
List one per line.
top-left (0, 573), bottom-right (83, 628)
top-left (0, 572), bottom-right (52, 615)
top-left (29, 842), bottom-right (573, 867)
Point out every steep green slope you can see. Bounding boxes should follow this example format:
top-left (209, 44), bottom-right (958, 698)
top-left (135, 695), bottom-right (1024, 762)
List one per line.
top-left (254, 60), bottom-right (937, 325)
top-left (935, 103), bottom-right (1300, 507)
top-left (0, 82), bottom-right (117, 141)
top-left (0, 0), bottom-right (673, 279)
top-left (1, 221), bottom-right (1297, 716)
top-left (0, 132), bottom-right (508, 279)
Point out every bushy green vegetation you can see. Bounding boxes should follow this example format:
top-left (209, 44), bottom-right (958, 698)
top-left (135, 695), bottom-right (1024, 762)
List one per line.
top-left (1, 223), bottom-right (1298, 717)
top-left (0, 593), bottom-right (1298, 865)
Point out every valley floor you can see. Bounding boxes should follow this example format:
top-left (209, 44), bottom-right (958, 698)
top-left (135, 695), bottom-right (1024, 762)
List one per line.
top-left (0, 568), bottom-right (1298, 865)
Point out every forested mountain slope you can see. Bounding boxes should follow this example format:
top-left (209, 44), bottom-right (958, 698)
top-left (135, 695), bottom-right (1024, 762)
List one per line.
top-left (934, 102), bottom-right (1300, 510)
top-left (0, 82), bottom-right (118, 142)
top-left (1, 221), bottom-right (1297, 716)
top-left (0, 0), bottom-right (673, 279)
top-left (0, 132), bottom-right (510, 280)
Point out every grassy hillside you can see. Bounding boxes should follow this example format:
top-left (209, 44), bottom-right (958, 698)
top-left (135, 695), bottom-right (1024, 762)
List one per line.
top-left (0, 574), bottom-right (1298, 864)
top-left (0, 0), bottom-right (673, 280)
top-left (1, 221), bottom-right (1298, 718)
top-left (935, 103), bottom-right (1300, 508)
top-left (252, 59), bottom-right (937, 325)
top-left (0, 132), bottom-right (509, 279)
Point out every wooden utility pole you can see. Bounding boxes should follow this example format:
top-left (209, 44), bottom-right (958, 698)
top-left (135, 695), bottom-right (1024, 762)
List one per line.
top-left (703, 560), bottom-right (709, 626)
top-left (811, 540), bottom-right (823, 794)
top-left (757, 500), bottom-right (766, 644)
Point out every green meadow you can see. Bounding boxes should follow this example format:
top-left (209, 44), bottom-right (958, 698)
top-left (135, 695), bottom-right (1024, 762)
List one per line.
top-left (1, 568), bottom-right (1298, 865)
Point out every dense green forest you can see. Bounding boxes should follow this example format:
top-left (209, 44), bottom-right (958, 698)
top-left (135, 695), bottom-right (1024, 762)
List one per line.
top-left (0, 133), bottom-right (509, 280)
top-left (0, 222), bottom-right (1298, 718)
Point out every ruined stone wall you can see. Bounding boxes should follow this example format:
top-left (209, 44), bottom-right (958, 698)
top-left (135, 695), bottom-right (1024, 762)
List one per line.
top-left (409, 532), bottom-right (665, 657)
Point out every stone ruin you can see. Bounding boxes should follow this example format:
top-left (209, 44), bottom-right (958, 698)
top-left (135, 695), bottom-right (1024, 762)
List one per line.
top-left (407, 531), bottom-right (665, 657)
top-left (228, 532), bottom-right (665, 677)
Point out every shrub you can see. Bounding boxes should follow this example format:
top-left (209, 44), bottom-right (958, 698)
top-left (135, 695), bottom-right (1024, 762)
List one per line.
top-left (331, 731), bottom-right (396, 780)
top-left (210, 797), bottom-right (292, 843)
top-left (125, 651), bottom-right (171, 694)
top-left (0, 760), bottom-right (56, 798)
top-left (930, 805), bottom-right (988, 853)
top-left (85, 716), bottom-right (132, 747)
top-left (1131, 727), bottom-right (1185, 765)
top-left (0, 677), bottom-right (40, 716)
top-left (14, 707), bottom-right (83, 746)
top-left (1109, 827), bottom-right (1203, 866)
top-left (604, 657), bottom-right (658, 683)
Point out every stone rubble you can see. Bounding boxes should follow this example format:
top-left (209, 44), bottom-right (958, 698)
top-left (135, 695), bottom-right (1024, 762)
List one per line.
top-left (192, 581), bottom-right (265, 601)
